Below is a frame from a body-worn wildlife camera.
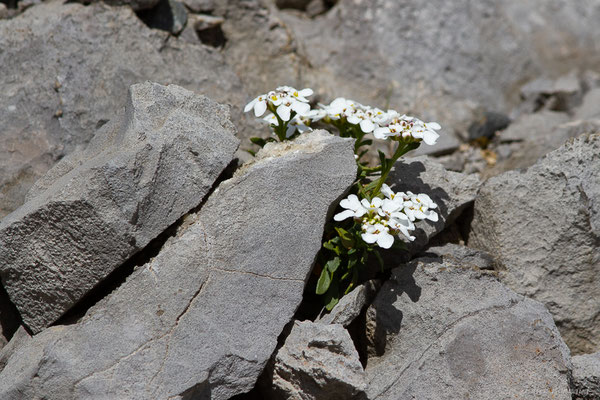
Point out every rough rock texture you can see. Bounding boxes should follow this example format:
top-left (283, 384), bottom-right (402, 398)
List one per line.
top-left (386, 156), bottom-right (480, 255)
top-left (265, 321), bottom-right (367, 400)
top-left (364, 246), bottom-right (573, 400)
top-left (0, 82), bottom-right (239, 333)
top-left (470, 133), bottom-right (600, 354)
top-left (0, 130), bottom-right (357, 399)
top-left (317, 279), bottom-right (380, 327)
top-left (0, 0), bottom-right (244, 218)
top-left (572, 352), bottom-right (600, 400)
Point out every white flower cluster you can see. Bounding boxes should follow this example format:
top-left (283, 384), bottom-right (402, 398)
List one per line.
top-left (334, 184), bottom-right (438, 249)
top-left (310, 97), bottom-right (441, 145)
top-left (244, 86), bottom-right (313, 121)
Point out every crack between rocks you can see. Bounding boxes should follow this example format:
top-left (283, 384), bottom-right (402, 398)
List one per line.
top-left (146, 275), bottom-right (211, 395)
top-left (372, 298), bottom-right (520, 399)
top-left (211, 267), bottom-right (304, 282)
top-left (73, 276), bottom-right (210, 392)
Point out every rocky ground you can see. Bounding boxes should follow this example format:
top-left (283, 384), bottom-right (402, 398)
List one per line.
top-left (0, 0), bottom-right (599, 399)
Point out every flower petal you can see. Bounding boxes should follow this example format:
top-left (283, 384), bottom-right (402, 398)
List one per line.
top-left (277, 104), bottom-right (291, 121)
top-left (291, 101), bottom-right (310, 116)
top-left (361, 232), bottom-right (378, 244)
top-left (244, 97), bottom-right (257, 112)
top-left (377, 232), bottom-right (394, 249)
top-left (254, 100), bottom-right (267, 117)
top-left (360, 118), bottom-right (375, 133)
top-left (298, 88), bottom-right (313, 97)
top-left (334, 209), bottom-right (356, 221)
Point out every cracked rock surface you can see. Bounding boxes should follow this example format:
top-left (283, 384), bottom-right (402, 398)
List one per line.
top-left (470, 133), bottom-right (600, 354)
top-left (0, 82), bottom-right (239, 333)
top-left (0, 130), bottom-right (356, 400)
top-left (364, 245), bottom-right (572, 400)
top-left (572, 351), bottom-right (600, 400)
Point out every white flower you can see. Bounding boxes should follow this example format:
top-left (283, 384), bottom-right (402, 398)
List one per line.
top-left (403, 191), bottom-right (439, 222)
top-left (334, 194), bottom-right (368, 221)
top-left (263, 113), bottom-right (312, 138)
top-left (244, 86), bottom-right (314, 120)
top-left (361, 223), bottom-right (395, 249)
top-left (373, 113), bottom-right (441, 145)
top-left (244, 93), bottom-right (269, 117)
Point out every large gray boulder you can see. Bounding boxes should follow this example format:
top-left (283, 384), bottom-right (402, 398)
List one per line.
top-left (364, 244), bottom-right (573, 400)
top-left (0, 82), bottom-right (239, 334)
top-left (264, 320), bottom-right (367, 400)
top-left (0, 130), bottom-right (357, 399)
top-left (470, 133), bottom-right (600, 354)
top-left (0, 0), bottom-right (244, 218)
top-left (572, 352), bottom-right (600, 400)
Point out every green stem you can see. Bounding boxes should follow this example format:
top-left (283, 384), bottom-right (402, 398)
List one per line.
top-left (371, 141), bottom-right (412, 196)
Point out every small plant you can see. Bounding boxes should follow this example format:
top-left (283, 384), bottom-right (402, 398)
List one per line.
top-left (244, 86), bottom-right (441, 310)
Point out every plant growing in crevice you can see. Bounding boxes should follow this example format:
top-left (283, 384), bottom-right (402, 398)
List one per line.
top-left (244, 86), bottom-right (441, 310)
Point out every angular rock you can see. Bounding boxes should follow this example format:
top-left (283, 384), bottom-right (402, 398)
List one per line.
top-left (0, 130), bottom-right (357, 399)
top-left (137, 0), bottom-right (188, 35)
top-left (317, 279), bottom-right (381, 327)
top-left (0, 82), bottom-right (239, 333)
top-left (0, 326), bottom-right (30, 372)
top-left (488, 118), bottom-right (600, 176)
top-left (364, 247), bottom-right (573, 400)
top-left (499, 110), bottom-right (570, 142)
top-left (265, 321), bottom-right (367, 400)
top-left (575, 88), bottom-right (600, 120)
top-left (518, 70), bottom-right (582, 113)
top-left (572, 352), bottom-right (600, 400)
top-left (386, 156), bottom-right (480, 255)
top-left (0, 0), bottom-right (244, 218)
top-left (470, 133), bottom-right (600, 354)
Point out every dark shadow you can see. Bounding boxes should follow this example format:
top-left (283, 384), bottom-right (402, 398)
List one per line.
top-left (368, 260), bottom-right (422, 357)
top-left (0, 282), bottom-right (22, 342)
top-left (0, 0), bottom-right (17, 9)
top-left (180, 380), bottom-right (210, 400)
top-left (196, 24), bottom-right (227, 48)
top-left (136, 0), bottom-right (187, 35)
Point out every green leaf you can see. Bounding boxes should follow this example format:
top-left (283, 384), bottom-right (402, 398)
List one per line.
top-left (316, 267), bottom-right (332, 295)
top-left (324, 280), bottom-right (340, 311)
top-left (378, 150), bottom-right (387, 168)
top-left (325, 257), bottom-right (341, 274)
top-left (323, 241), bottom-right (341, 256)
top-left (335, 227), bottom-right (355, 249)
top-left (244, 149), bottom-right (256, 157)
top-left (360, 139), bottom-right (373, 147)
top-left (250, 137), bottom-right (267, 147)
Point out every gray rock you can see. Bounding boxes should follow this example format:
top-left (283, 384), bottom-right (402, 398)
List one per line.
top-left (0, 0), bottom-right (244, 218)
top-left (265, 321), bottom-right (367, 400)
top-left (317, 280), bottom-right (381, 327)
top-left (0, 326), bottom-right (30, 372)
top-left (575, 88), bottom-right (600, 120)
top-left (0, 82), bottom-right (239, 333)
top-left (364, 248), bottom-right (573, 400)
top-left (386, 156), bottom-right (481, 255)
top-left (278, 1), bottom-right (600, 139)
top-left (102, 0), bottom-right (160, 10)
top-left (518, 70), bottom-right (582, 113)
top-left (0, 130), bottom-right (357, 399)
top-left (572, 352), bottom-right (600, 400)
top-left (420, 243), bottom-right (496, 271)
top-left (470, 133), bottom-right (600, 354)
top-left (499, 110), bottom-right (570, 142)
top-left (488, 118), bottom-right (600, 175)
top-left (181, 0), bottom-right (214, 13)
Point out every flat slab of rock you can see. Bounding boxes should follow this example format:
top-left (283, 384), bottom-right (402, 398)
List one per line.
top-left (0, 82), bottom-right (239, 333)
top-left (317, 279), bottom-right (381, 327)
top-left (0, 0), bottom-right (244, 218)
top-left (575, 88), bottom-right (600, 120)
top-left (264, 321), bottom-right (367, 400)
top-left (0, 130), bottom-right (357, 399)
top-left (386, 156), bottom-right (480, 255)
top-left (572, 352), bottom-right (600, 400)
top-left (364, 246), bottom-right (573, 400)
top-left (470, 133), bottom-right (600, 354)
